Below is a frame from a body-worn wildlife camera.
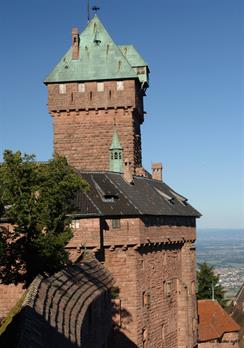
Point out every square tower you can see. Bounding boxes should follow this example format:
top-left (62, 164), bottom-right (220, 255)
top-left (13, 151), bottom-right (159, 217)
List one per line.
top-left (44, 15), bottom-right (149, 173)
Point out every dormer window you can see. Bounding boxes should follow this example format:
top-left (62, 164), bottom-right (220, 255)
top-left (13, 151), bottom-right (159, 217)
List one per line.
top-left (103, 194), bottom-right (118, 202)
top-left (154, 187), bottom-right (175, 205)
top-left (169, 190), bottom-right (188, 206)
top-left (97, 82), bottom-right (104, 92)
top-left (59, 84), bottom-right (66, 94)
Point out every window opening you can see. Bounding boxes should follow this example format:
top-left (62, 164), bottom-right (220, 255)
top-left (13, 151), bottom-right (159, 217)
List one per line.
top-left (112, 219), bottom-right (120, 229)
top-left (117, 81), bottom-right (124, 91)
top-left (162, 324), bottom-right (165, 342)
top-left (143, 291), bottom-right (150, 308)
top-left (164, 281), bottom-right (171, 297)
top-left (78, 83), bottom-right (85, 93)
top-left (97, 82), bottom-right (104, 92)
top-left (59, 84), bottom-right (66, 94)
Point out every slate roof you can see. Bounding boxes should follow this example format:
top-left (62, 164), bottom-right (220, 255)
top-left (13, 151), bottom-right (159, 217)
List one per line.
top-left (44, 15), bottom-right (148, 84)
top-left (198, 300), bottom-right (240, 342)
top-left (72, 171), bottom-right (201, 218)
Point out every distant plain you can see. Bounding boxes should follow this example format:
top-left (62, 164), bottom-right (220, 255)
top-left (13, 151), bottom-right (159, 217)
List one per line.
top-left (196, 229), bottom-right (244, 297)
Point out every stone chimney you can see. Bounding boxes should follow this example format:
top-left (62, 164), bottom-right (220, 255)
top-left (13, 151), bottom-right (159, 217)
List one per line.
top-left (72, 27), bottom-right (79, 60)
top-left (124, 159), bottom-right (134, 184)
top-left (152, 162), bottom-right (163, 181)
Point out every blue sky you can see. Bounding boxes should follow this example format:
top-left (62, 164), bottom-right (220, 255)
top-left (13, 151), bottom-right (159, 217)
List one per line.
top-left (0, 0), bottom-right (243, 228)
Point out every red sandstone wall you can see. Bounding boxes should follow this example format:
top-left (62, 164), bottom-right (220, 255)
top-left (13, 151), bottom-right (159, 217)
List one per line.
top-left (177, 242), bottom-right (198, 348)
top-left (67, 217), bottom-right (196, 249)
top-left (105, 247), bottom-right (138, 346)
top-left (0, 284), bottom-right (25, 321)
top-left (67, 218), bottom-right (101, 249)
top-left (48, 80), bottom-right (144, 171)
top-left (52, 108), bottom-right (141, 171)
top-left (67, 216), bottom-right (197, 347)
top-left (0, 223), bottom-right (26, 321)
top-left (134, 246), bottom-right (181, 347)
top-left (48, 80), bottom-right (142, 113)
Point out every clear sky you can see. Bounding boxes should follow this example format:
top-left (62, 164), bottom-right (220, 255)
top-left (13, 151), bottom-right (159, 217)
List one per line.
top-left (0, 0), bottom-right (243, 229)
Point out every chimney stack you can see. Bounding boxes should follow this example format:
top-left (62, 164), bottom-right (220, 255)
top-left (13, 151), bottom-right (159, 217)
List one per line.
top-left (152, 162), bottom-right (163, 181)
top-left (124, 159), bottom-right (134, 184)
top-left (72, 27), bottom-right (79, 60)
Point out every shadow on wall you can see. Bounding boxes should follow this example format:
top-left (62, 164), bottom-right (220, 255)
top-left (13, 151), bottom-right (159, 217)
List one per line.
top-left (0, 297), bottom-right (137, 348)
top-left (0, 260), bottom-right (139, 348)
top-left (108, 328), bottom-right (138, 348)
top-left (0, 306), bottom-right (80, 348)
top-left (0, 259), bottom-right (114, 348)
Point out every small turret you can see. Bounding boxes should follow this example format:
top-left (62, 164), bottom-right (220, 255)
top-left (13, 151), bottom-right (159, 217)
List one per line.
top-left (109, 131), bottom-right (123, 173)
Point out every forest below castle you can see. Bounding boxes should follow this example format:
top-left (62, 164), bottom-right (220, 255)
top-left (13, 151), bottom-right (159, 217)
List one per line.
top-left (196, 229), bottom-right (244, 298)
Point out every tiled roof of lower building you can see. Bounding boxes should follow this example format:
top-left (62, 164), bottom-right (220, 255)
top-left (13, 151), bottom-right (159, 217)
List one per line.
top-left (72, 171), bottom-right (201, 218)
top-left (198, 300), bottom-right (240, 342)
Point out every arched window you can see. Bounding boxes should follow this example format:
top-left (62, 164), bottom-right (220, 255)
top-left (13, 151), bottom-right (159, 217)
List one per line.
top-left (119, 152), bottom-right (122, 159)
top-left (114, 152), bottom-right (118, 159)
top-left (111, 153), bottom-right (113, 160)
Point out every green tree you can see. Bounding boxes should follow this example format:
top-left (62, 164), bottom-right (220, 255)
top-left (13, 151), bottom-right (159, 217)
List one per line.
top-left (197, 262), bottom-right (227, 307)
top-left (0, 150), bottom-right (88, 285)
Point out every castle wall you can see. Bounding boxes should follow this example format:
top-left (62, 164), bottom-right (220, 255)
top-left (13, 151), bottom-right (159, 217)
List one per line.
top-left (66, 216), bottom-right (197, 348)
top-left (0, 284), bottom-right (25, 322)
top-left (67, 217), bottom-right (196, 249)
top-left (48, 80), bottom-right (143, 171)
top-left (177, 242), bottom-right (198, 348)
top-left (0, 223), bottom-right (26, 321)
top-left (0, 215), bottom-right (198, 348)
top-left (0, 261), bottom-right (114, 348)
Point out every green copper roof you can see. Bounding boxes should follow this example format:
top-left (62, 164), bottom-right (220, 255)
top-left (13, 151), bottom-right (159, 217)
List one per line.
top-left (119, 45), bottom-right (149, 84)
top-left (119, 45), bottom-right (147, 67)
top-left (110, 130), bottom-right (123, 150)
top-left (44, 15), bottom-right (145, 84)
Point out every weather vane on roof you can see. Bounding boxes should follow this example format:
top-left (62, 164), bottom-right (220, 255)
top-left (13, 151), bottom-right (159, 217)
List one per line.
top-left (87, 1), bottom-right (100, 22)
top-left (92, 5), bottom-right (100, 13)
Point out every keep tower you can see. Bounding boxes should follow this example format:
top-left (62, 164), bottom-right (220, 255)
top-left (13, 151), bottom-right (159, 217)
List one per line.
top-left (45, 15), bottom-right (149, 172)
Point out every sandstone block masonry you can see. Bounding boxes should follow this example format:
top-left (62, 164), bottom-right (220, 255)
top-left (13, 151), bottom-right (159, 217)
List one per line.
top-left (48, 80), bottom-right (144, 172)
top-left (67, 216), bottom-right (198, 348)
